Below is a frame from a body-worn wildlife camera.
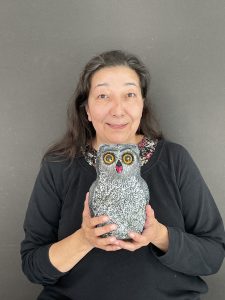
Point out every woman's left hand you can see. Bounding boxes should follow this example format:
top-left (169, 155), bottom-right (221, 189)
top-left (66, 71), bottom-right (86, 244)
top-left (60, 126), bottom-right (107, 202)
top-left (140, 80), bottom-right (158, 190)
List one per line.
top-left (117, 204), bottom-right (169, 252)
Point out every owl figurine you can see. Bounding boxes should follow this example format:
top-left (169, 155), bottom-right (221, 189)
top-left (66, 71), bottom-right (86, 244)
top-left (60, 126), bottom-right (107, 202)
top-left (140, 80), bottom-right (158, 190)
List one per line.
top-left (88, 143), bottom-right (149, 240)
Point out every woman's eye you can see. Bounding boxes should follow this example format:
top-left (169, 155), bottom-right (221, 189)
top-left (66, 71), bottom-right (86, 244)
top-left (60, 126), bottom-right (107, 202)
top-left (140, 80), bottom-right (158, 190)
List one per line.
top-left (97, 94), bottom-right (108, 99)
top-left (127, 92), bottom-right (136, 98)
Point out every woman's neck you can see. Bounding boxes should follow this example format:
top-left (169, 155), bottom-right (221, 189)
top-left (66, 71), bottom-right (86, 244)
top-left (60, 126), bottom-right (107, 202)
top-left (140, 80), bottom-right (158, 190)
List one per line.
top-left (91, 134), bottom-right (144, 151)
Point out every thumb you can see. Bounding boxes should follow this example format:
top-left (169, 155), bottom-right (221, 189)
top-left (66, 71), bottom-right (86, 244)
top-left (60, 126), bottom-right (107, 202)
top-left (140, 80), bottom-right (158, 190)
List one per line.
top-left (83, 192), bottom-right (90, 218)
top-left (144, 204), bottom-right (155, 228)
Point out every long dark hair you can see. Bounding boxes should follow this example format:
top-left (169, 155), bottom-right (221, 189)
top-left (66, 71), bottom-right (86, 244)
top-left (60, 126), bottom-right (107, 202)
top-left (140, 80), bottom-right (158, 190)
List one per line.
top-left (42, 50), bottom-right (162, 162)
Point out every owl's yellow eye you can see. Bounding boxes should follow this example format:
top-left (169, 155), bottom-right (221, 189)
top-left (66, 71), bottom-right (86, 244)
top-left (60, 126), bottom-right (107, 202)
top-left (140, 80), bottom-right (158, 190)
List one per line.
top-left (122, 153), bottom-right (134, 165)
top-left (103, 152), bottom-right (115, 165)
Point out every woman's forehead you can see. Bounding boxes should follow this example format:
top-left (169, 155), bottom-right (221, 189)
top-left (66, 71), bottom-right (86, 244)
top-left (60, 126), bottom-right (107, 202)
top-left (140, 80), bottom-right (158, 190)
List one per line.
top-left (90, 66), bottom-right (141, 89)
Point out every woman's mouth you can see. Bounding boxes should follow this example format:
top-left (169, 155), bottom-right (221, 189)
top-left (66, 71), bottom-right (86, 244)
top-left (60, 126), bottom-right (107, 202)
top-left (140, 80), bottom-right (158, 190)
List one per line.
top-left (107, 123), bottom-right (128, 129)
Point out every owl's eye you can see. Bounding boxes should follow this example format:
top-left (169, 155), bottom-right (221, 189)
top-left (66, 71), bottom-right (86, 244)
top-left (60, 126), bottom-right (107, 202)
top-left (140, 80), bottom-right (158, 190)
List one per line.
top-left (122, 153), bottom-right (134, 165)
top-left (103, 152), bottom-right (115, 165)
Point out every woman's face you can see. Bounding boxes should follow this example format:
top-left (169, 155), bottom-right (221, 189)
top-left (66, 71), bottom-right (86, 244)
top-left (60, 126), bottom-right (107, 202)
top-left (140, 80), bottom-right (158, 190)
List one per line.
top-left (86, 66), bottom-right (144, 149)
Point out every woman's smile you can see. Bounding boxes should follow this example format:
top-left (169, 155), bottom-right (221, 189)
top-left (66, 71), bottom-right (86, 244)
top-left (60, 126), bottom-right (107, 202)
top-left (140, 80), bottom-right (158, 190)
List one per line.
top-left (106, 123), bottom-right (128, 129)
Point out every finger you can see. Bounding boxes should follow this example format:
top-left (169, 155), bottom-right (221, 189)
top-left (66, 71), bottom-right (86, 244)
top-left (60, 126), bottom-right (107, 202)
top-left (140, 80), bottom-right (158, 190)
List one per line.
top-left (97, 235), bottom-right (119, 246)
top-left (94, 223), bottom-right (117, 237)
top-left (104, 245), bottom-right (121, 251)
top-left (93, 235), bottom-right (120, 252)
top-left (128, 232), bottom-right (149, 246)
top-left (117, 239), bottom-right (138, 252)
top-left (146, 204), bottom-right (154, 217)
top-left (89, 215), bottom-right (109, 227)
top-left (144, 205), bottom-right (155, 228)
top-left (96, 243), bottom-right (121, 251)
top-left (82, 193), bottom-right (90, 219)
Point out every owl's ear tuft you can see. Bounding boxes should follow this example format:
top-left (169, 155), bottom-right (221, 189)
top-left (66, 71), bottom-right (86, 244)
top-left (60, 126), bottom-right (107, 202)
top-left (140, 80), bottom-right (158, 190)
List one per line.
top-left (98, 144), bottom-right (108, 153)
top-left (98, 144), bottom-right (113, 154)
top-left (129, 144), bottom-right (140, 156)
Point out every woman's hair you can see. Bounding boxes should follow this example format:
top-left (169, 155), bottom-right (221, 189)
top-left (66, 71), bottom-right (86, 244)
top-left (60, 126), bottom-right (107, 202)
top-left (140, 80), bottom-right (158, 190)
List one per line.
top-left (42, 50), bottom-right (162, 161)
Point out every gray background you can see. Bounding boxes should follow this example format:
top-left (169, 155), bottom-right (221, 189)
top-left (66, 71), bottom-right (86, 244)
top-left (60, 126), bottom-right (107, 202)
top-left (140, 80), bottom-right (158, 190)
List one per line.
top-left (0, 0), bottom-right (224, 299)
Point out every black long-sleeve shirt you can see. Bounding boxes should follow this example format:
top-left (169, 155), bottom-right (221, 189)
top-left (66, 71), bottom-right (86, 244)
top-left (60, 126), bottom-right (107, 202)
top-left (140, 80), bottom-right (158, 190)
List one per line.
top-left (21, 139), bottom-right (225, 300)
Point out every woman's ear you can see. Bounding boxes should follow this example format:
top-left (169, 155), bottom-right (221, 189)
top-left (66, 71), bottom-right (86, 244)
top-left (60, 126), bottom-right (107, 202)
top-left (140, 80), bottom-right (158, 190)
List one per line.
top-left (85, 104), bottom-right (92, 122)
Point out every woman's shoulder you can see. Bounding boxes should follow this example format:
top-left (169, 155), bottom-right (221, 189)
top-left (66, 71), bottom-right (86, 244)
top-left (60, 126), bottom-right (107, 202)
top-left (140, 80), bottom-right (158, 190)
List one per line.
top-left (156, 138), bottom-right (198, 172)
top-left (158, 138), bottom-right (191, 158)
top-left (42, 154), bottom-right (83, 166)
top-left (161, 138), bottom-right (187, 151)
top-left (38, 155), bottom-right (87, 198)
top-left (40, 154), bottom-right (85, 179)
top-left (157, 139), bottom-right (201, 179)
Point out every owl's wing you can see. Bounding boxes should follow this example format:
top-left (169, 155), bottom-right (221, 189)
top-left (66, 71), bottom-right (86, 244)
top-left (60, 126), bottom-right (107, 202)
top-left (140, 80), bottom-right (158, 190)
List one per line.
top-left (88, 181), bottom-right (98, 217)
top-left (89, 181), bottom-right (95, 198)
top-left (141, 180), bottom-right (150, 204)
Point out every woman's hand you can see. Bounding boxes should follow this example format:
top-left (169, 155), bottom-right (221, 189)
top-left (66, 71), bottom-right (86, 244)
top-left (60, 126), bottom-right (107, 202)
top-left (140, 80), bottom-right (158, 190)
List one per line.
top-left (117, 204), bottom-right (169, 252)
top-left (81, 193), bottom-right (121, 251)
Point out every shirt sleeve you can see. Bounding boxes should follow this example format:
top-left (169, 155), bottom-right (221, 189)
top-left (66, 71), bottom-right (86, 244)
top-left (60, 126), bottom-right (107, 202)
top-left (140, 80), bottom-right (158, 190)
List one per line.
top-left (20, 160), bottom-right (68, 285)
top-left (151, 145), bottom-right (225, 276)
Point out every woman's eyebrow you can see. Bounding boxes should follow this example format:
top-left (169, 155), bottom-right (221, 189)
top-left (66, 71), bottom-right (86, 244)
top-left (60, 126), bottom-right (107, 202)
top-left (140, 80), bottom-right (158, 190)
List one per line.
top-left (94, 82), bottom-right (138, 89)
top-left (124, 82), bottom-right (138, 87)
top-left (94, 83), bottom-right (109, 89)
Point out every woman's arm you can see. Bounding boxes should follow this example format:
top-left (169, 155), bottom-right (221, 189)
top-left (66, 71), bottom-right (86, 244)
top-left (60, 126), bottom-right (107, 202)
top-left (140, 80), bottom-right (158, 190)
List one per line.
top-left (49, 193), bottom-right (121, 273)
top-left (48, 229), bottom-right (93, 273)
top-left (151, 146), bottom-right (225, 276)
top-left (117, 144), bottom-right (225, 276)
top-left (21, 162), bottom-right (120, 283)
top-left (21, 161), bottom-right (66, 284)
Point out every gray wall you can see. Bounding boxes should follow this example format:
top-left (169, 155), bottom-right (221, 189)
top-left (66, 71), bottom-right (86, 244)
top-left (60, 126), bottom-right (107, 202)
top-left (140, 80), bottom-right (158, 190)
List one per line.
top-left (0, 1), bottom-right (224, 299)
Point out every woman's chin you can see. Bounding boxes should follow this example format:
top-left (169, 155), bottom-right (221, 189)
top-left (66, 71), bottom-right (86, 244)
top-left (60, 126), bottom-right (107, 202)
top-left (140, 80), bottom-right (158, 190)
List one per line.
top-left (101, 136), bottom-right (140, 146)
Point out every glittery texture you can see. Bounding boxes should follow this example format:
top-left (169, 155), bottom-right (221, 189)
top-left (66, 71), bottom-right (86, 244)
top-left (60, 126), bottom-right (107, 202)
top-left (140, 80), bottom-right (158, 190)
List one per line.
top-left (89, 144), bottom-right (150, 240)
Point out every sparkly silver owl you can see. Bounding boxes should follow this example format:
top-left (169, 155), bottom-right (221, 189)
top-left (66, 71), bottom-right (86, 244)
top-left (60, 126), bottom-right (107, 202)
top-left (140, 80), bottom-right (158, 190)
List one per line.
top-left (88, 144), bottom-right (149, 240)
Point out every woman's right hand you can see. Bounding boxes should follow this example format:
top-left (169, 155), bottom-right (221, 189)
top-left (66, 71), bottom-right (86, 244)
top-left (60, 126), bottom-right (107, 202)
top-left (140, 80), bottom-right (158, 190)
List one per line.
top-left (81, 193), bottom-right (121, 251)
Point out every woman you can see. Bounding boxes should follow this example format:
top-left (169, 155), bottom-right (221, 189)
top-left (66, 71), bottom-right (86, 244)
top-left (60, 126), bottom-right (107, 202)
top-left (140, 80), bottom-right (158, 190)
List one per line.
top-left (21, 50), bottom-right (225, 300)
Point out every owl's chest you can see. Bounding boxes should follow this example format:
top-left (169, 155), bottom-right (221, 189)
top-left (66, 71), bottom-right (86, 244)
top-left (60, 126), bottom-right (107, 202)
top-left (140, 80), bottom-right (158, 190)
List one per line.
top-left (89, 175), bottom-right (148, 239)
top-left (99, 176), bottom-right (135, 190)
top-left (91, 176), bottom-right (146, 205)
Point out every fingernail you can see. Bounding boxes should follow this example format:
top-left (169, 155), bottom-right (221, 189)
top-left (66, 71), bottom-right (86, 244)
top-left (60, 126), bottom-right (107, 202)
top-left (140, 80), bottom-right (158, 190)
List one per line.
top-left (103, 217), bottom-right (109, 222)
top-left (111, 224), bottom-right (117, 230)
top-left (129, 233), bottom-right (135, 238)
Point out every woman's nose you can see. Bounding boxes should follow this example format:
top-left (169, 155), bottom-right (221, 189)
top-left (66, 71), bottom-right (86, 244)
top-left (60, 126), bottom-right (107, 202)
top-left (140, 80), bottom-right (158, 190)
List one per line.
top-left (110, 97), bottom-right (125, 117)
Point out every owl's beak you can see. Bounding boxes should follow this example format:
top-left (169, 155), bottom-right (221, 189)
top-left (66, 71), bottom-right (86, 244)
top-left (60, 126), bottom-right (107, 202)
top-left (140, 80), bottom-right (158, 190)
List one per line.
top-left (116, 160), bottom-right (123, 173)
